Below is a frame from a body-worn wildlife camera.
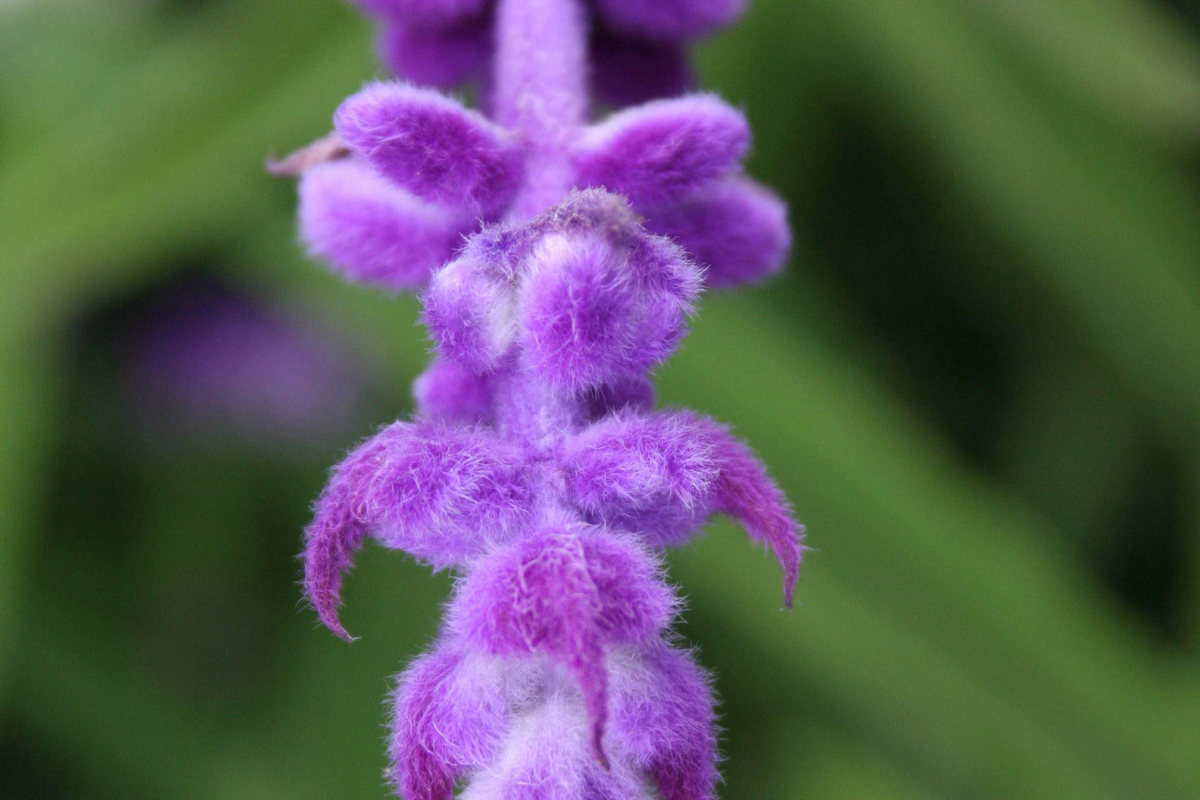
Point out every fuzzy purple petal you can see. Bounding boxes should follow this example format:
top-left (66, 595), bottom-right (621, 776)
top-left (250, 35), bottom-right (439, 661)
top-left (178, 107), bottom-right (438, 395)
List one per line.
top-left (298, 159), bottom-right (466, 291)
top-left (574, 95), bottom-right (750, 208)
top-left (562, 410), bottom-right (719, 546)
top-left (389, 647), bottom-right (462, 800)
top-left (423, 189), bottom-right (701, 382)
top-left (413, 356), bottom-right (496, 423)
top-left (450, 524), bottom-right (675, 765)
top-left (389, 643), bottom-right (509, 799)
top-left (703, 418), bottom-right (804, 607)
top-left (643, 174), bottom-right (790, 289)
top-left (518, 223), bottom-right (700, 391)
top-left (611, 643), bottom-right (718, 800)
top-left (562, 410), bottom-right (802, 604)
top-left (303, 422), bottom-right (532, 638)
top-left (335, 82), bottom-right (523, 215)
top-left (423, 245), bottom-right (522, 373)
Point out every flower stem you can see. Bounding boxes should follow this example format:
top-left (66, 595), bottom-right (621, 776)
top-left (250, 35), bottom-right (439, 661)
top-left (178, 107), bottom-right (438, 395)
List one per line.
top-left (494, 0), bottom-right (588, 218)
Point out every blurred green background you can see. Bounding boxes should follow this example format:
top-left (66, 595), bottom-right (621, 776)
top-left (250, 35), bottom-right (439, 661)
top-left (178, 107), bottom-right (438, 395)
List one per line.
top-left (2, 0), bottom-right (1200, 797)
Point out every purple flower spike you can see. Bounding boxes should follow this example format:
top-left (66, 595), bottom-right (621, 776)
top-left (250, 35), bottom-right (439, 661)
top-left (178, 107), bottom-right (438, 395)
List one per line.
top-left (287, 0), bottom-right (802, 794)
top-left (298, 185), bottom-right (800, 790)
top-left (335, 83), bottom-right (524, 216)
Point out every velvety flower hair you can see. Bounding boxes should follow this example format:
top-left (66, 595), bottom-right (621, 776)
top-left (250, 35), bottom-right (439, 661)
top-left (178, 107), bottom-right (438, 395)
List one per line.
top-left (282, 0), bottom-right (803, 797)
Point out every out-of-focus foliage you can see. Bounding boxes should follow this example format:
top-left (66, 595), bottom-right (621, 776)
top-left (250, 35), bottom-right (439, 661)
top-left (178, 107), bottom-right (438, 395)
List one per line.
top-left (2, 0), bottom-right (1199, 797)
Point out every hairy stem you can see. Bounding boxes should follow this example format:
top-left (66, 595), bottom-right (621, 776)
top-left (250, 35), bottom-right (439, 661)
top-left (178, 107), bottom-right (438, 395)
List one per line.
top-left (494, 0), bottom-right (588, 218)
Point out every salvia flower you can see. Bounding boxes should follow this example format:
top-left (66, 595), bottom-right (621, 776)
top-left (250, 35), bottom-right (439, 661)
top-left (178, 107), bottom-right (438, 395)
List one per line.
top-left (286, 0), bottom-right (803, 797)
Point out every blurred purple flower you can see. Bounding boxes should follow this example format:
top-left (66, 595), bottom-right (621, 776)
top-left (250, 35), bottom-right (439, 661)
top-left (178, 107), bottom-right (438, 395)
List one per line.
top-left (119, 278), bottom-right (365, 446)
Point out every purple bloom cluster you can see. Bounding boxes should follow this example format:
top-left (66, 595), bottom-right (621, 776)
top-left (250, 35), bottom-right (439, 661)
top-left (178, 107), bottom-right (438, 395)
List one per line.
top-left (283, 0), bottom-right (802, 796)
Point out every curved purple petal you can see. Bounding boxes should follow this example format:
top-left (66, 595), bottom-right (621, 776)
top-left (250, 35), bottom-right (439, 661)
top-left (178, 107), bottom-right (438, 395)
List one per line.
top-left (335, 82), bottom-right (523, 215)
top-left (299, 159), bottom-right (466, 290)
top-left (703, 418), bottom-right (804, 607)
top-left (303, 422), bottom-right (532, 639)
top-left (643, 174), bottom-right (790, 289)
top-left (562, 409), bottom-right (802, 605)
top-left (612, 642), bottom-right (718, 800)
top-left (388, 643), bottom-right (508, 800)
top-left (574, 95), bottom-right (750, 207)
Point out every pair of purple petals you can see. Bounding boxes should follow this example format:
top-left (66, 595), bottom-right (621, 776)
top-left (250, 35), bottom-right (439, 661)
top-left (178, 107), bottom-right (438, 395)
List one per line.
top-left (286, 82), bottom-right (789, 300)
top-left (351, 0), bottom-right (745, 107)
